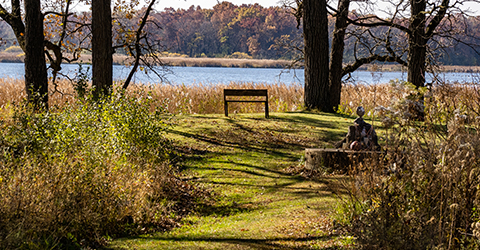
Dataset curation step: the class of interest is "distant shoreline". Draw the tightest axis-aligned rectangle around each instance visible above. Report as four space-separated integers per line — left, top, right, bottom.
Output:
1 52 479 73
0 52 293 69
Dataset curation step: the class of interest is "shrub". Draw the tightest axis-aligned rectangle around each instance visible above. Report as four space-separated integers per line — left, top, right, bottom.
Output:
4 46 23 53
0 91 202 248
158 52 188 58
229 52 253 59
337 82 480 249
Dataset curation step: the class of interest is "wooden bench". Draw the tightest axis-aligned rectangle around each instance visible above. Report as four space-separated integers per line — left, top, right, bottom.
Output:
224 89 269 118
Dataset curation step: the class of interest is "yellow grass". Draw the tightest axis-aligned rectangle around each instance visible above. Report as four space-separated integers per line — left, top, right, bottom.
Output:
0 79 304 114
0 52 292 68
70 55 291 68
158 57 291 68
144 81 303 114
340 83 403 116
0 78 76 109
342 82 480 114
2 77 480 119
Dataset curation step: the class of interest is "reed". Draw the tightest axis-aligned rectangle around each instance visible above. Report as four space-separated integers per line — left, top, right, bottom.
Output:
339 82 406 117
336 82 480 249
2 78 480 118
340 81 480 120
159 57 292 68
0 78 76 109
0 52 24 63
0 53 293 68
143 81 304 114
1 79 305 115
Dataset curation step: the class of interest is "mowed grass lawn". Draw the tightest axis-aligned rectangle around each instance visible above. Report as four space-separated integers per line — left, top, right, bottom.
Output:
109 111 363 249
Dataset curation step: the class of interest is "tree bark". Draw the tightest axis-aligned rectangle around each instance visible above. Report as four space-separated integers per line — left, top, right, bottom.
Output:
329 0 350 110
0 0 26 51
303 0 330 112
24 0 48 109
407 0 427 88
92 0 113 98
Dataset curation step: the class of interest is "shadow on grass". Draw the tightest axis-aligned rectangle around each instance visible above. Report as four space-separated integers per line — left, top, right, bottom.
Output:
271 114 337 129
110 235 340 250
169 129 301 161
195 198 259 217
163 114 350 239
196 179 345 199
244 112 349 145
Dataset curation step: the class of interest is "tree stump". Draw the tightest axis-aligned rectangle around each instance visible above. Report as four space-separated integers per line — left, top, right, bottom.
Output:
305 148 383 172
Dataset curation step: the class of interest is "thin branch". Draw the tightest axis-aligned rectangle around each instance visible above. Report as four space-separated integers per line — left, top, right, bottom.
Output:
123 0 157 89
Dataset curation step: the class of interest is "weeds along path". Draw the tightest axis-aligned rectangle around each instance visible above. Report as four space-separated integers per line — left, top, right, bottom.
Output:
110 112 355 249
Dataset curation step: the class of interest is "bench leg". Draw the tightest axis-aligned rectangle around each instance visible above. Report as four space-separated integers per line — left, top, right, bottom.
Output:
265 101 269 118
224 101 228 117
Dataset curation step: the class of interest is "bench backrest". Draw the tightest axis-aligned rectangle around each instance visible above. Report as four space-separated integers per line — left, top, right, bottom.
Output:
224 89 268 97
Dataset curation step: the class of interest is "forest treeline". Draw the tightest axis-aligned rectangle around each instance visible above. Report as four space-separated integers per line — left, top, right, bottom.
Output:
0 1 479 65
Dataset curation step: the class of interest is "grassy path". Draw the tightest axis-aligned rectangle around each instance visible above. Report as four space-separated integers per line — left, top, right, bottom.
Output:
110 112 356 249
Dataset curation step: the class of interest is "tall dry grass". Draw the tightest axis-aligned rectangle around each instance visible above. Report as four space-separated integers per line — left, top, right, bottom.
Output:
0 77 76 109
336 81 480 249
3 77 480 119
0 77 27 106
159 57 292 68
340 83 401 116
145 81 304 114
0 52 292 68
0 79 304 115
340 81 480 120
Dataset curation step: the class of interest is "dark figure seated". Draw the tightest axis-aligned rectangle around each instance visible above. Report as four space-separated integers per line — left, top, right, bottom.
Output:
335 107 381 151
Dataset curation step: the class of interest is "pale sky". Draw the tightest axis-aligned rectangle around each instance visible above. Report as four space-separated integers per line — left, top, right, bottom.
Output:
155 0 283 10
153 0 479 16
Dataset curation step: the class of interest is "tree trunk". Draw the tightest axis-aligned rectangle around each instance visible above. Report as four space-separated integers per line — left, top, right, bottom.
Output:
303 0 330 112
24 0 48 109
407 0 427 88
92 0 113 98
329 0 350 110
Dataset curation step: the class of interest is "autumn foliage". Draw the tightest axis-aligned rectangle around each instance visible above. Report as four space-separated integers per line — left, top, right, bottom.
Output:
1 2 480 65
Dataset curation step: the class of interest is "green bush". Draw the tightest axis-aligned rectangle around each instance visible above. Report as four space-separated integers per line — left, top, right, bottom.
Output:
0 92 201 249
338 83 480 249
4 46 23 53
229 52 253 59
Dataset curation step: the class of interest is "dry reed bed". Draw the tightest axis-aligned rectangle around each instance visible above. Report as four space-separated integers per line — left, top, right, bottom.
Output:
341 82 480 118
0 52 24 63
1 79 304 115
159 57 291 68
339 83 480 249
354 64 480 73
2 78 480 118
145 82 303 114
0 53 292 68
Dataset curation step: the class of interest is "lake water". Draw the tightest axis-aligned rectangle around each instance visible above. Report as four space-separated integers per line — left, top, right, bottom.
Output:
0 62 478 85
